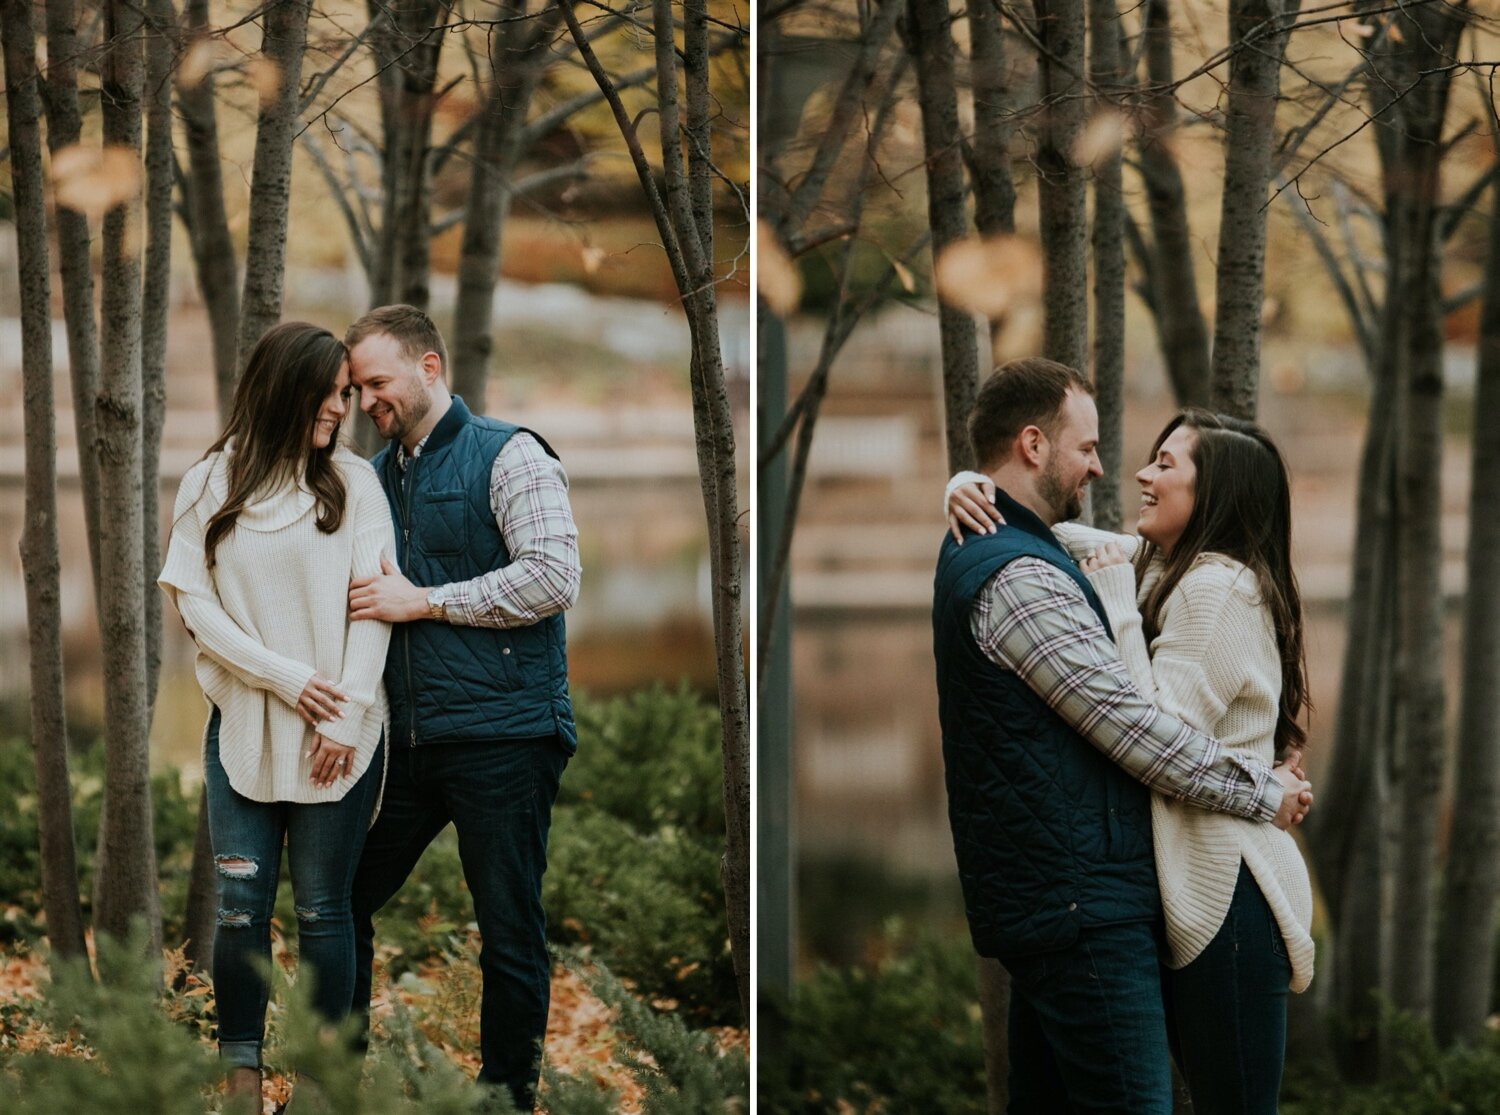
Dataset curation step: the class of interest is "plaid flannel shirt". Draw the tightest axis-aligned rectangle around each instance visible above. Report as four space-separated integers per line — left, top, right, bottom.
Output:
971 556 1281 821
400 431 581 628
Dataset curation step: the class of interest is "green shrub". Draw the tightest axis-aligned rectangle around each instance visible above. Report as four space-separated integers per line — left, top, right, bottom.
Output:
757 926 987 1114
1280 1008 1500 1115
0 731 197 945
564 684 725 836
546 807 734 1020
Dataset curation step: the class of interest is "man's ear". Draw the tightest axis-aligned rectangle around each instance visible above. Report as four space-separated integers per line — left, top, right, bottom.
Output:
1016 424 1047 468
421 351 444 386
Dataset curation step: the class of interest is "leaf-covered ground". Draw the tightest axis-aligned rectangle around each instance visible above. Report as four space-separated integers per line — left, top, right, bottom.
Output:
0 932 747 1113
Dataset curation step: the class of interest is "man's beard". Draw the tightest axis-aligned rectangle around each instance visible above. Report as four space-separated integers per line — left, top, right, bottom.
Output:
384 382 433 443
1038 458 1083 523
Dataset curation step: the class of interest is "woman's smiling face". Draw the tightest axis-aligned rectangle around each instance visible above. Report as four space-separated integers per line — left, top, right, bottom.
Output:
312 360 352 450
1136 425 1198 555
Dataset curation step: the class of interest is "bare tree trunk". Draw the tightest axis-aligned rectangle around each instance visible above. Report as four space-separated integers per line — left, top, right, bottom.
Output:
178 0 241 950
560 0 749 1016
1433 166 1500 1047
1033 0 1088 376
905 0 979 473
966 0 1014 246
1136 0 1210 407
1318 390 1397 1080
179 0 241 417
94 0 162 956
236 0 311 367
1386 5 1463 1020
3 0 89 962
141 0 174 712
450 3 564 406
976 957 1010 1112
40 0 104 597
1208 0 1299 419
367 0 449 311
1088 0 1125 531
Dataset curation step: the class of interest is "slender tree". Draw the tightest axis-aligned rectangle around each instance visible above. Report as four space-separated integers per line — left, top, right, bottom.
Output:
142 0 175 709
1133 0 1210 407
178 0 241 417
1433 165 1500 1045
1209 0 1300 418
559 0 750 1015
93 0 163 955
450 1 565 405
905 0 980 472
1385 2 1466 1021
40 0 105 597
1033 0 1088 376
1087 0 1126 529
2 0 89 962
236 0 313 366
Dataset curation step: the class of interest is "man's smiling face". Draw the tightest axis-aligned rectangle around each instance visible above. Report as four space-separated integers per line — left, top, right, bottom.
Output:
347 331 433 445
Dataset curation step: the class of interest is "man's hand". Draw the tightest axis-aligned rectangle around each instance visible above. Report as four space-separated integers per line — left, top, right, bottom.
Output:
948 478 1005 543
307 733 356 789
1270 756 1314 830
349 555 429 623
297 674 348 726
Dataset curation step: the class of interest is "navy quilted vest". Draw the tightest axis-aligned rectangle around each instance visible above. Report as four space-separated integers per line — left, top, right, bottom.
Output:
373 396 576 751
933 489 1157 958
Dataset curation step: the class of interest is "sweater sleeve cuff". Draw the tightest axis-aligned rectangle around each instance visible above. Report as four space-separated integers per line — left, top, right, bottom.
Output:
943 470 991 514
1087 563 1138 618
268 660 319 710
315 701 371 747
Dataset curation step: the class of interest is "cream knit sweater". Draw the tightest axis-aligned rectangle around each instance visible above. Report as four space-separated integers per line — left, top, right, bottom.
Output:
1054 522 1316 993
159 446 395 804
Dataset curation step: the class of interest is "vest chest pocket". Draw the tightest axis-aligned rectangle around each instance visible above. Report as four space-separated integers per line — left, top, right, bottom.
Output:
416 490 469 557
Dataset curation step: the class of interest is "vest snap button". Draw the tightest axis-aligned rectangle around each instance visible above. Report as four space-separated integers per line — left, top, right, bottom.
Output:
1067 902 1078 912
502 647 512 655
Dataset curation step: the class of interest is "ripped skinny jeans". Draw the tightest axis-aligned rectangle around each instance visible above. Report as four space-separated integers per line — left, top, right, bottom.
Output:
203 707 382 1070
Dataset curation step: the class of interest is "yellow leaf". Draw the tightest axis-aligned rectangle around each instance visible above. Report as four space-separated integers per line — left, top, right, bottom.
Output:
177 39 219 90
247 56 281 108
934 235 1044 320
1072 110 1131 168
50 144 142 218
757 220 802 317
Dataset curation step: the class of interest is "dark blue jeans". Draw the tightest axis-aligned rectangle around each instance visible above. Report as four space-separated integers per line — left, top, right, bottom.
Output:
1002 920 1174 1114
351 737 567 1112
203 708 383 1070
1163 863 1291 1115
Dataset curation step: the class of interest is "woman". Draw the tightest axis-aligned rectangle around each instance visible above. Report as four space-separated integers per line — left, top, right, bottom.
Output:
159 322 395 1108
947 409 1314 1114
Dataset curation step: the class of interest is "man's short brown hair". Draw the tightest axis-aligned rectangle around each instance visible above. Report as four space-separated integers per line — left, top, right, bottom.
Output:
969 357 1094 469
345 304 448 376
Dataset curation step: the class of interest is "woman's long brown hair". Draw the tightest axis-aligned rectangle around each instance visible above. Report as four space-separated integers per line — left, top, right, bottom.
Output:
199 322 349 568
1133 409 1310 754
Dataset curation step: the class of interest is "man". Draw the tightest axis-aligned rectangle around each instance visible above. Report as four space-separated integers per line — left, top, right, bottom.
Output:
342 305 579 1112
932 357 1311 1113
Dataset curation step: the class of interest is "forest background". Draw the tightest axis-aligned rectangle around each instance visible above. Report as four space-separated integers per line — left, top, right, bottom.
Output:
759 0 1500 1111
0 0 751 1110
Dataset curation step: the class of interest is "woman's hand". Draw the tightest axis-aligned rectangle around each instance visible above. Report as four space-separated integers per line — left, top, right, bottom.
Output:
307 733 356 789
1270 763 1314 830
948 479 1005 543
296 674 348 726
1080 541 1130 575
